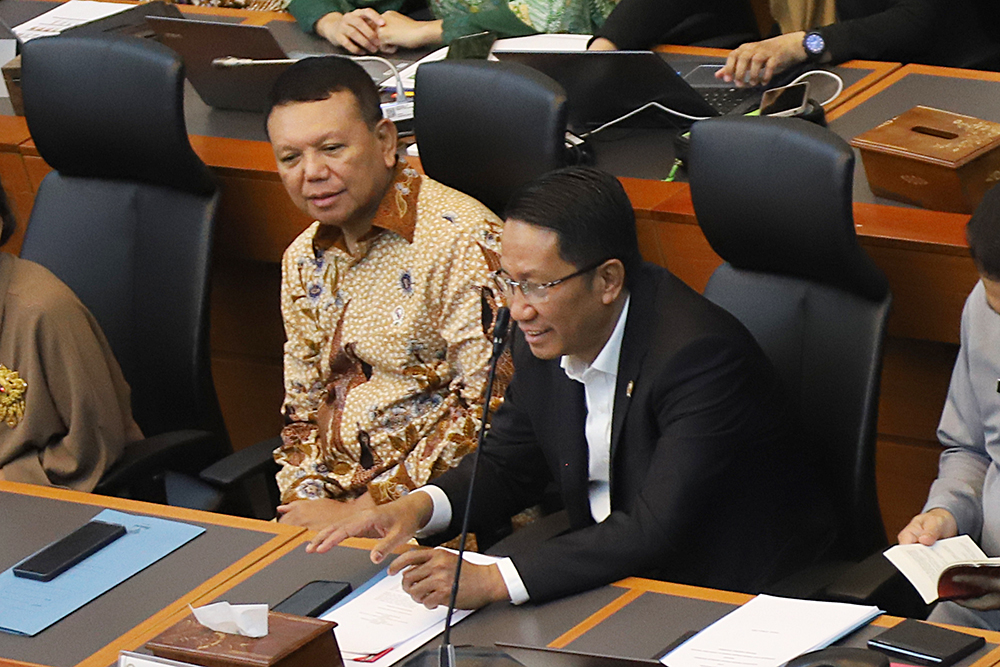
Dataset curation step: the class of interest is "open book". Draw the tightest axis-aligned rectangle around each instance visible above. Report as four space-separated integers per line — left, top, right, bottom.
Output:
883 535 1000 604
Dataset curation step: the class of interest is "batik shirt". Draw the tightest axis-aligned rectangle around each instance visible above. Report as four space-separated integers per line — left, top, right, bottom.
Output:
275 161 504 505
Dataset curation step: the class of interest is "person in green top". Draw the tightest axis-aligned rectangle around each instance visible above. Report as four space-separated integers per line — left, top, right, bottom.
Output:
287 0 616 54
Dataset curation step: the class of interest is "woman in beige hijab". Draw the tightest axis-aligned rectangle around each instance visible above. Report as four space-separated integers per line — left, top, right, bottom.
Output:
718 0 998 88
0 185 141 490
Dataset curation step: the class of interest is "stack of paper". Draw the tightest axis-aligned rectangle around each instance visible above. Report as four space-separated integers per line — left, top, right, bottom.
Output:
321 550 496 667
12 0 132 42
660 595 882 667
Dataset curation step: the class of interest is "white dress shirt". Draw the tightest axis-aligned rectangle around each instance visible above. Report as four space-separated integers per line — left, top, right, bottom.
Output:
415 296 631 604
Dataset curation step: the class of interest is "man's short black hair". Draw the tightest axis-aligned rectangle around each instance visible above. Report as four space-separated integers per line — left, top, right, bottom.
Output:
267 56 383 129
967 184 1000 280
0 182 15 248
503 166 642 284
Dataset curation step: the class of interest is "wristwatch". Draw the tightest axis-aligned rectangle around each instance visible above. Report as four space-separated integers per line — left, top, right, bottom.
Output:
802 30 827 62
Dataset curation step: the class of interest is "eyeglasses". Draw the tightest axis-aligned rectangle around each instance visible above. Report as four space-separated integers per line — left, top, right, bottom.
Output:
491 259 607 305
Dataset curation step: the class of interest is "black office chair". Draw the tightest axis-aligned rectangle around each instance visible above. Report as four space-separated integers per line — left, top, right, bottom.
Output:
19 35 232 510
689 116 923 615
414 59 569 215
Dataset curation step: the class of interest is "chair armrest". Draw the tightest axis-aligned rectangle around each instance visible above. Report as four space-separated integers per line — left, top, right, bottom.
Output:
95 429 217 496
823 550 899 603
200 436 281 488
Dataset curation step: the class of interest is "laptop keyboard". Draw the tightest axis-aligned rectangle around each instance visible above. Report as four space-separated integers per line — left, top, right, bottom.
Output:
699 87 759 115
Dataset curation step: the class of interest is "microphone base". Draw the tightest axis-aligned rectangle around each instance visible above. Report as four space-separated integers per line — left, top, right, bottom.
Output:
401 645 522 667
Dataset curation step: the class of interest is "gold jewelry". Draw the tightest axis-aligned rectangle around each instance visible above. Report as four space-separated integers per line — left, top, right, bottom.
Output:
0 364 27 428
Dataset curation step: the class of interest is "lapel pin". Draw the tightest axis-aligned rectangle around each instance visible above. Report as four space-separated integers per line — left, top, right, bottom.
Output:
626 381 634 398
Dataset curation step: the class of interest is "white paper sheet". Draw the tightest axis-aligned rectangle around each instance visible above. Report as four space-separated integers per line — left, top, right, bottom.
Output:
883 534 1000 603
660 595 882 667
13 0 132 42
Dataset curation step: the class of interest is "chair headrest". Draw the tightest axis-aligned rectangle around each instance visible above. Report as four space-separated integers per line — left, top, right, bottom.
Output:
690 116 887 302
414 60 568 214
22 35 216 196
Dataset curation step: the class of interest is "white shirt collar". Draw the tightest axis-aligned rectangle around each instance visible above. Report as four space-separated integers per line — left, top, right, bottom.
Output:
561 295 631 381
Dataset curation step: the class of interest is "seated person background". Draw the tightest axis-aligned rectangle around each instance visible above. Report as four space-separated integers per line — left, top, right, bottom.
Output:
0 187 142 490
717 0 1000 87
309 166 832 608
266 56 506 530
289 0 616 54
897 184 1000 631
292 0 756 56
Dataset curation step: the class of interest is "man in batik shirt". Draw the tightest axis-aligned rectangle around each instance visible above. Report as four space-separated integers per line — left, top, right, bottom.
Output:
267 56 504 529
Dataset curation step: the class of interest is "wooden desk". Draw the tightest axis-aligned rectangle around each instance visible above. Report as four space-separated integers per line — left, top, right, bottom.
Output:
0 481 302 667
175 534 1000 667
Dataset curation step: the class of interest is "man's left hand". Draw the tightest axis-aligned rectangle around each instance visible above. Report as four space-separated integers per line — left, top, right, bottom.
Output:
388 547 509 609
277 493 376 530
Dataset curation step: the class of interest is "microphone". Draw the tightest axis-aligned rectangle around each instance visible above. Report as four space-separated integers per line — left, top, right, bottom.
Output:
210 54 411 121
408 306 511 667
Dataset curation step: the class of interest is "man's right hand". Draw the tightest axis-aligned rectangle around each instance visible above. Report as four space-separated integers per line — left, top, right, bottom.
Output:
307 490 435 563
315 9 385 54
897 508 958 546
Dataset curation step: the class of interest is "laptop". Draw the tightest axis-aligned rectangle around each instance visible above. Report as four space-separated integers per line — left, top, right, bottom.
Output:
492 50 761 132
148 16 303 112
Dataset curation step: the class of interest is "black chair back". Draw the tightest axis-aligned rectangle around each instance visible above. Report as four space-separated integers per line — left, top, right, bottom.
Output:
414 60 568 215
690 116 891 561
19 36 227 469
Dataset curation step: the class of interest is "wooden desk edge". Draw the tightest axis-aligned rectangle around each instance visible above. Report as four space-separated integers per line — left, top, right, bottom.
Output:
0 482 305 667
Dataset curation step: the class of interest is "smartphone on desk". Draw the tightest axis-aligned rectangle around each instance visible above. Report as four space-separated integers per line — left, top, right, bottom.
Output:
14 520 126 582
759 82 810 117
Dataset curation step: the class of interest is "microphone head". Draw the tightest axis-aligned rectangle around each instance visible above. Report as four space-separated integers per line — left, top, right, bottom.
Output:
492 307 510 345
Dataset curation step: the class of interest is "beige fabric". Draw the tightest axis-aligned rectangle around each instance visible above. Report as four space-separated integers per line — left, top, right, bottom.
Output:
769 0 836 33
0 253 142 491
275 160 506 505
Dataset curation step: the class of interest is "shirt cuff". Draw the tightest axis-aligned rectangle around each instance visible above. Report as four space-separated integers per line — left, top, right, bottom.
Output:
413 486 452 537
495 557 530 605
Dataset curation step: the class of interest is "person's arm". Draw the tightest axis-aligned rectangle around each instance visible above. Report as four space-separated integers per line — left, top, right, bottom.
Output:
718 0 940 86
0 274 139 491
905 292 991 543
287 0 390 53
819 0 939 64
377 12 443 50
274 231 342 504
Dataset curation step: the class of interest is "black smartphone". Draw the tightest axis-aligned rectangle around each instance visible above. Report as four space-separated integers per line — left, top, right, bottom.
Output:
273 580 352 617
868 619 986 666
446 31 497 60
13 520 127 582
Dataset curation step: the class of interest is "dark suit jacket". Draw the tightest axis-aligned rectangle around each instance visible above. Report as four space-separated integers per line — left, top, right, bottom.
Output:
433 263 830 603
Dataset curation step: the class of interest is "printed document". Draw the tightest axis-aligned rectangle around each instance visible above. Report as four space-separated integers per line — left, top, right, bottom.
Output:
321 549 498 667
660 594 882 667
13 0 132 42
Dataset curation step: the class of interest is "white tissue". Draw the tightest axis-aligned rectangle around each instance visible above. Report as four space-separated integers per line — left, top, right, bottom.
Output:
191 602 268 638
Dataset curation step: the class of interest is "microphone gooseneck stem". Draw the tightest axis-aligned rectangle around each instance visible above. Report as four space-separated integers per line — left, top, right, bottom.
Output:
439 306 510 667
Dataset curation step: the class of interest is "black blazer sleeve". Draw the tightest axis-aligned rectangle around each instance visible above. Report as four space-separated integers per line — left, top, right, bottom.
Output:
594 0 757 50
820 0 939 63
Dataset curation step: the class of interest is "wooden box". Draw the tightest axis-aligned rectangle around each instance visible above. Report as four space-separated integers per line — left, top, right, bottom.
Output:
850 106 1000 214
145 612 343 667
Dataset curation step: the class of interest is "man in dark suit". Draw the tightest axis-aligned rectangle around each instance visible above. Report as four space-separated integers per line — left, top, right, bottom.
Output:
309 166 828 608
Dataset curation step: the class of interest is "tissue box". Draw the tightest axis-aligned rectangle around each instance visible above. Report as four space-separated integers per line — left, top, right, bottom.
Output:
146 612 343 667
850 106 1000 213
